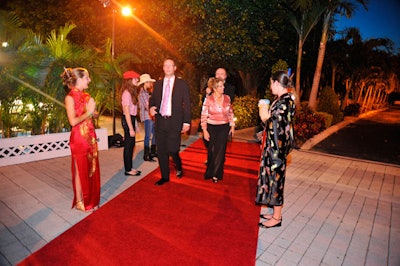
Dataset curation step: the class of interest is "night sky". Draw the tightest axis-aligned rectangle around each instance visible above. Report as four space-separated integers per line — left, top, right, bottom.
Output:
334 0 400 52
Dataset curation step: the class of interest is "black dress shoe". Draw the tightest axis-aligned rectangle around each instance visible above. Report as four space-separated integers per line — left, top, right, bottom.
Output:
176 170 183 178
155 179 169 186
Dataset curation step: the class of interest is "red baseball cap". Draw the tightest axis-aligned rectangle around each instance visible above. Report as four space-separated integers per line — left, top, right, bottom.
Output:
123 71 140 79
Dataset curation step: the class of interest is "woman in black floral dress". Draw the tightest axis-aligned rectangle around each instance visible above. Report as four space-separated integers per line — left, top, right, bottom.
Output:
256 70 296 228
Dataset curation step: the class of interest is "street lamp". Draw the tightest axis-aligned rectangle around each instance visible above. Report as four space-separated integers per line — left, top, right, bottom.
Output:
98 0 132 137
121 7 132 16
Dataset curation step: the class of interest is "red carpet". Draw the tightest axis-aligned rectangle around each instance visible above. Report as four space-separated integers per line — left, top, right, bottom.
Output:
19 139 261 266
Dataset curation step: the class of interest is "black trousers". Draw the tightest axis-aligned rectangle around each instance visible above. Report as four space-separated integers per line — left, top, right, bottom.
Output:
155 117 182 181
204 123 230 180
122 115 136 172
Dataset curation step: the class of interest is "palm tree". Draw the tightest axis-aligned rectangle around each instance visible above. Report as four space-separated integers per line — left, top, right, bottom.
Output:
92 37 138 132
330 27 362 110
20 23 85 134
286 0 325 102
308 0 367 111
326 24 397 113
0 11 34 137
3 21 107 135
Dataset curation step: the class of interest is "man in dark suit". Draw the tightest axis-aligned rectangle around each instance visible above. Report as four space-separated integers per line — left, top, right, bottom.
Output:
215 68 235 103
149 59 191 186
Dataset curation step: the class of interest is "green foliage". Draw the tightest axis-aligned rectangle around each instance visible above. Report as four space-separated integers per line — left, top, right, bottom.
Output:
0 101 19 138
181 63 201 120
343 103 361 116
6 0 292 76
188 1 283 72
315 111 333 128
232 96 259 130
317 86 343 124
259 59 289 100
193 93 203 120
0 16 134 137
271 59 289 74
7 0 110 47
294 104 325 145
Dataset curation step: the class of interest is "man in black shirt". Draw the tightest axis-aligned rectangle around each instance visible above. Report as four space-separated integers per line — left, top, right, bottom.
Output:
215 68 235 103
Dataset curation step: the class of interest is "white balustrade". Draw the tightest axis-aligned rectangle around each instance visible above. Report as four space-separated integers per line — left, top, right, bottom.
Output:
0 128 108 167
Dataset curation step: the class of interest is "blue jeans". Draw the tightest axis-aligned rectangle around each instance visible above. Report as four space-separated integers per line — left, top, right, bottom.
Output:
143 119 156 147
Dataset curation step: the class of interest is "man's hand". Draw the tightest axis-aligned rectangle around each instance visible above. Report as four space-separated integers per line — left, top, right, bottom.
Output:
150 106 158 117
181 124 190 133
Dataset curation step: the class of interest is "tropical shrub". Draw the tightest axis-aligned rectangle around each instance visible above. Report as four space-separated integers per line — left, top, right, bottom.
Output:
294 105 325 145
315 111 333 128
343 103 361 116
317 86 343 124
232 96 259 130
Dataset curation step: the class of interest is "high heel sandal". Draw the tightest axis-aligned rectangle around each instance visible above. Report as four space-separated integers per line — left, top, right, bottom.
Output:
260 214 283 222
125 170 141 176
212 177 218 183
75 200 86 212
258 216 282 228
260 213 273 220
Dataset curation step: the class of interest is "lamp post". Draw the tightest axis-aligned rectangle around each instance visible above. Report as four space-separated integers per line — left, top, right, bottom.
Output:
98 0 132 137
111 7 116 136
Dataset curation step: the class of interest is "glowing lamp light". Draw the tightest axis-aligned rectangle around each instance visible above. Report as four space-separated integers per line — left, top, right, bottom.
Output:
121 7 132 16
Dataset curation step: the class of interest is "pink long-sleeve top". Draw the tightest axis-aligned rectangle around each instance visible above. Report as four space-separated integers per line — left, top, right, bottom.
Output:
201 94 234 130
121 89 138 116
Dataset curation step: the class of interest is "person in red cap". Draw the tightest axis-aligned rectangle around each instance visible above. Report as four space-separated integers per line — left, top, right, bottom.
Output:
121 70 142 176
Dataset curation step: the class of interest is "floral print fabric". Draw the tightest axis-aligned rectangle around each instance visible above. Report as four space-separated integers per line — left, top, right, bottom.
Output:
255 93 295 206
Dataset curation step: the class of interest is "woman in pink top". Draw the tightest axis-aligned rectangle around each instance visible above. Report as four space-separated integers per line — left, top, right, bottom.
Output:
121 71 142 176
201 78 235 183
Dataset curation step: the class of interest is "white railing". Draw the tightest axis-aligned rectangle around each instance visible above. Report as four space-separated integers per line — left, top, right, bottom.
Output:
0 128 108 167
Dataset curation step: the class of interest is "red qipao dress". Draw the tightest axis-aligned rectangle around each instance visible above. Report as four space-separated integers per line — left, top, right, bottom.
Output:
68 88 100 211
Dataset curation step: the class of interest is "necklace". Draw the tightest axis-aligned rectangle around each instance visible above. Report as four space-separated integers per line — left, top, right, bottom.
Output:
214 94 223 111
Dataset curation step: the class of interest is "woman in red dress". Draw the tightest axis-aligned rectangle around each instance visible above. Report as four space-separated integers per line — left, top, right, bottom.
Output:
61 67 100 212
